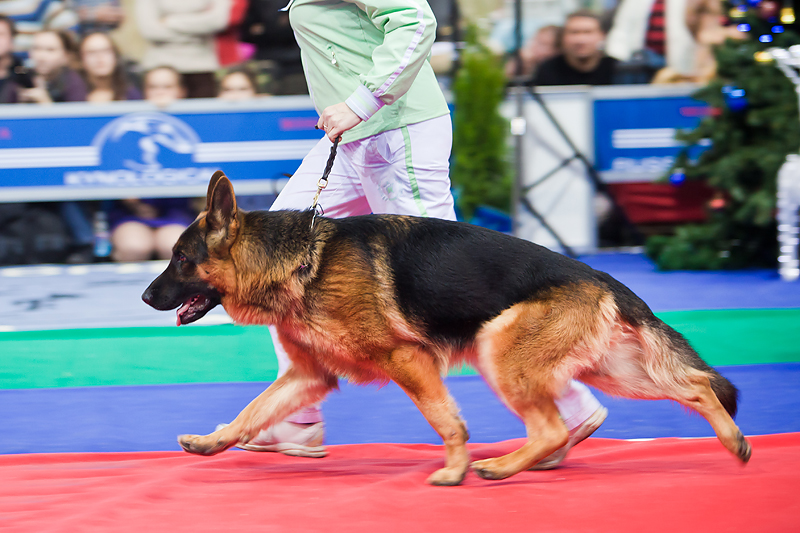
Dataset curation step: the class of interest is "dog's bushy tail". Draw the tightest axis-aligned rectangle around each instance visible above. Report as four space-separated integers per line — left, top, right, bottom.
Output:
712 371 739 419
698 359 739 418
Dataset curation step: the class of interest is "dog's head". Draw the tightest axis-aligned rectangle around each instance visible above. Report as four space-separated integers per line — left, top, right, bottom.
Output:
142 171 239 325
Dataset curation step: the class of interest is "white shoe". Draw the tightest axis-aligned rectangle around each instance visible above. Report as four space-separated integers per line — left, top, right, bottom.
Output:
215 420 328 458
530 406 608 470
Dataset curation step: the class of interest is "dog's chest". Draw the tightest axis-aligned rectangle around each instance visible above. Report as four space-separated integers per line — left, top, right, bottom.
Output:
279 321 388 383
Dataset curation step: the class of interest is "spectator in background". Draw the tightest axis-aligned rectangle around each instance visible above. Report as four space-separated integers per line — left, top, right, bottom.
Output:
533 10 618 86
79 31 141 264
107 65 195 262
505 24 561 80
108 196 194 261
488 0 578 56
0 15 28 104
80 32 141 102
136 0 230 99
217 66 259 101
19 29 86 103
68 0 124 36
142 65 184 108
606 0 699 82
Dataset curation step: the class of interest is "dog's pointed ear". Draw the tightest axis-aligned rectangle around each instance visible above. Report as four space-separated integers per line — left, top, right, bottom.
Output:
206 175 238 250
206 171 227 212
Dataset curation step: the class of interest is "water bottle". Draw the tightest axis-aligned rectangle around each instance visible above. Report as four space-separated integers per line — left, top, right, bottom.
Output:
93 210 112 260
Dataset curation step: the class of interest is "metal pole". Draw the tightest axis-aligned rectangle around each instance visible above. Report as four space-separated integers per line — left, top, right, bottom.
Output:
511 0 523 234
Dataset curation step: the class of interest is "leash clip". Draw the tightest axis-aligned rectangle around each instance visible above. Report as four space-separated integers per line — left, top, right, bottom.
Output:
310 136 339 230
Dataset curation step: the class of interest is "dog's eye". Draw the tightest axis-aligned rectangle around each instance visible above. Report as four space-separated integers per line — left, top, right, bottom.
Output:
176 253 187 264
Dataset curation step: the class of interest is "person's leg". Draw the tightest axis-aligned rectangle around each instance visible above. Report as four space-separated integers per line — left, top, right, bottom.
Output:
153 224 186 260
554 380 603 431
528 379 607 470
111 221 155 262
229 137 371 455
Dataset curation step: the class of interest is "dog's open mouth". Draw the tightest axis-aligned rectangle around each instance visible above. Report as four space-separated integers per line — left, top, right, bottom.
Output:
176 294 213 326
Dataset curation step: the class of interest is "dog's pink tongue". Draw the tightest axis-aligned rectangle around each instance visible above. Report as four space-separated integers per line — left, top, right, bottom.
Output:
176 301 191 326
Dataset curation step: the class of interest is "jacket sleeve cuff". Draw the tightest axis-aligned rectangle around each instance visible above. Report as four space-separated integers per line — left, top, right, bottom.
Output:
345 84 385 122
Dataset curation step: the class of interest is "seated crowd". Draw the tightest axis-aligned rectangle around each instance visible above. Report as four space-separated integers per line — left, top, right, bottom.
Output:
0 5 267 265
0 0 758 264
502 0 744 86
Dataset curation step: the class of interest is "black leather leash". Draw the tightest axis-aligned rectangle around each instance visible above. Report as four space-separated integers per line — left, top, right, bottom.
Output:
310 129 339 230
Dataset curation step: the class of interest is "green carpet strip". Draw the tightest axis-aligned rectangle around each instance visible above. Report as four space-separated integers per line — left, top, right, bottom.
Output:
0 326 277 390
1 309 798 390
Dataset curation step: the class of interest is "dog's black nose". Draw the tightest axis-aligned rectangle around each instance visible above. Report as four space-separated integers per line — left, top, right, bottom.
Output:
142 289 153 306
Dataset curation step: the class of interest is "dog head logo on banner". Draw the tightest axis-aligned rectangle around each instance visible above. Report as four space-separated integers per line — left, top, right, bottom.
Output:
97 113 197 172
64 112 217 187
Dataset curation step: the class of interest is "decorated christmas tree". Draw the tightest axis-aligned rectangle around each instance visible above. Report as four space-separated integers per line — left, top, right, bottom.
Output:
646 0 800 269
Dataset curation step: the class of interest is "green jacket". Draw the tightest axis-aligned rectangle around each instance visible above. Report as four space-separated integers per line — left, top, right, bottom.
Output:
288 0 450 143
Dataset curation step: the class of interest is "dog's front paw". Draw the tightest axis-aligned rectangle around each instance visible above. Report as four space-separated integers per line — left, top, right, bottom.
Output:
178 433 234 456
426 466 467 486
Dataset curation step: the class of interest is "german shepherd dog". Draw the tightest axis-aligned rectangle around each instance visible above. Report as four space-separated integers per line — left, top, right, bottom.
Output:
143 172 751 486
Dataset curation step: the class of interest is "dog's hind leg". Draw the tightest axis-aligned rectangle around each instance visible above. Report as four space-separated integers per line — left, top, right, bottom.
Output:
674 372 751 463
468 295 605 480
471 395 568 480
178 366 337 456
380 345 470 486
469 335 569 479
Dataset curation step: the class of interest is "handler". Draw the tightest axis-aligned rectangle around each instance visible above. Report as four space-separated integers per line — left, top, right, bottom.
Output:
230 0 607 469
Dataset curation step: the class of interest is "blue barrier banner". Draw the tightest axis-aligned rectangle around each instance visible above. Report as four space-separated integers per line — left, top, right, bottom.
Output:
593 90 713 183
0 97 325 202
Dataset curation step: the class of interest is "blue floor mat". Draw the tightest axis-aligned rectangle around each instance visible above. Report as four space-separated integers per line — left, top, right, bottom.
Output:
579 254 800 311
2 363 798 455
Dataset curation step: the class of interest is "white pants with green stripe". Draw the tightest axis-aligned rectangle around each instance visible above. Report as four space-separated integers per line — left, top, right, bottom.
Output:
268 114 601 430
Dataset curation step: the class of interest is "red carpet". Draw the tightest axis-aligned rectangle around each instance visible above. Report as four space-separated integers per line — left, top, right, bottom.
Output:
2 434 798 533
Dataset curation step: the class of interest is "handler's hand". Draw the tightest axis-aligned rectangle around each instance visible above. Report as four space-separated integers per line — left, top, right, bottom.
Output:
317 102 362 142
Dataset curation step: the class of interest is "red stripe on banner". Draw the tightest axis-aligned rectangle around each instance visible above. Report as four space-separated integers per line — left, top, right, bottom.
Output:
1 434 798 532
608 182 715 224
